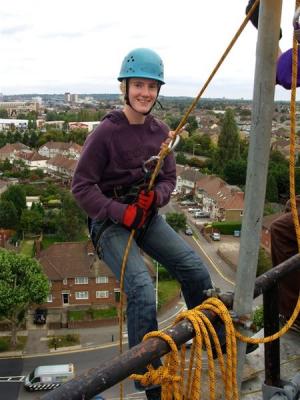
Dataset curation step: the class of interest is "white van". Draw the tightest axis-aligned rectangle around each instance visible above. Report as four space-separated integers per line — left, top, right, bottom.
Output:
24 363 75 391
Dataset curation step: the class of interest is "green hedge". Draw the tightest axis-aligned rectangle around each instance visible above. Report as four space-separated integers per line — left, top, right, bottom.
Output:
211 221 242 235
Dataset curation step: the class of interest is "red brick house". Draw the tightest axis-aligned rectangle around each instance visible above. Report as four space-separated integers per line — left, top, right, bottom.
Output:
38 241 120 309
37 241 155 310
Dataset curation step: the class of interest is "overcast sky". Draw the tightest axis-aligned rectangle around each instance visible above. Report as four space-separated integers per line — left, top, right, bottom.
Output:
0 1 296 100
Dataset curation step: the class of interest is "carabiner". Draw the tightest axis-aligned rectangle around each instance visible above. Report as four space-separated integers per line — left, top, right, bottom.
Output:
168 134 180 151
143 155 160 174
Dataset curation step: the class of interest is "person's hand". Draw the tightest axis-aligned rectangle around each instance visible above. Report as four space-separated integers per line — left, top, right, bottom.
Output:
122 204 147 229
293 7 300 42
160 131 175 150
137 189 156 211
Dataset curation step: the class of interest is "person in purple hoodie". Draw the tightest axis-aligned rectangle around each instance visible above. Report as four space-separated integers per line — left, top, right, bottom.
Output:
246 0 300 89
71 48 214 400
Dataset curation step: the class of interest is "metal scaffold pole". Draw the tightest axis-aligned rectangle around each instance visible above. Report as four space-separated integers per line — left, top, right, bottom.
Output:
233 0 282 389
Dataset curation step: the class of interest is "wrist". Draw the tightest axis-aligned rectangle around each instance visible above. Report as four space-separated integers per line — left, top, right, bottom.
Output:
107 200 127 223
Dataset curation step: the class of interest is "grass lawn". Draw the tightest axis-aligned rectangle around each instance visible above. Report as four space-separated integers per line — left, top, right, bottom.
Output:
0 336 27 352
68 307 117 321
19 240 34 257
158 280 180 310
68 310 86 321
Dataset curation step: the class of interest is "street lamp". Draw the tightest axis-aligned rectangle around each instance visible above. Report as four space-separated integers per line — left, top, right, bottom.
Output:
192 143 201 157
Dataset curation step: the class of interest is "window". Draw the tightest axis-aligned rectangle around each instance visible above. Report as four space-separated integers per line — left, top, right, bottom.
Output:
96 291 109 299
47 294 53 303
75 291 89 300
96 276 108 284
63 278 68 285
75 277 88 284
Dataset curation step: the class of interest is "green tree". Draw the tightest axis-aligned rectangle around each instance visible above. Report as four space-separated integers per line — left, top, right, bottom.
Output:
0 249 49 348
0 108 8 118
266 172 279 202
214 108 240 173
176 152 188 165
20 209 43 235
0 159 12 173
0 200 18 229
186 116 198 135
1 185 26 218
56 191 86 240
28 131 39 148
166 212 187 232
223 159 247 186
68 128 88 145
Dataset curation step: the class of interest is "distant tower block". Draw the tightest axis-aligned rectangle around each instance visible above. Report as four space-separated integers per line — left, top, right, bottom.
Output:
64 92 71 103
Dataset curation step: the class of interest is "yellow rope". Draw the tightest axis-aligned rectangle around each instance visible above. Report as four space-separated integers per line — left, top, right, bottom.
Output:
148 0 260 191
131 298 239 400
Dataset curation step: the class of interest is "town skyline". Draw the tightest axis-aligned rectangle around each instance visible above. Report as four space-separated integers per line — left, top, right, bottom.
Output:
1 1 296 101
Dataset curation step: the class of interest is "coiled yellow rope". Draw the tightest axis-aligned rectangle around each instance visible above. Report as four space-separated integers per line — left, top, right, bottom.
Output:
131 298 239 400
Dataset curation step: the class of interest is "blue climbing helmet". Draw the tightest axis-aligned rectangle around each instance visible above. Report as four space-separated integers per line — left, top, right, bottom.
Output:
118 48 165 84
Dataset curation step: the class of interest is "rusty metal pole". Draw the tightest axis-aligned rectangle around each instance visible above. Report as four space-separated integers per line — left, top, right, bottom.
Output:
232 0 282 389
40 253 300 400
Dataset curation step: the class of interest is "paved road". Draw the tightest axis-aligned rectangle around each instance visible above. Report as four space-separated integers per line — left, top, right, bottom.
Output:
2 199 242 400
0 358 23 400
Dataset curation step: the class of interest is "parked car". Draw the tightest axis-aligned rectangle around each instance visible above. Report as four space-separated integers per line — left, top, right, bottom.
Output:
34 308 48 325
194 211 210 218
211 232 221 241
185 227 193 236
189 208 202 214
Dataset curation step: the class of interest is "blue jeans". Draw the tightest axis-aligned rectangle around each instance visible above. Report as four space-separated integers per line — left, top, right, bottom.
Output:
90 214 212 386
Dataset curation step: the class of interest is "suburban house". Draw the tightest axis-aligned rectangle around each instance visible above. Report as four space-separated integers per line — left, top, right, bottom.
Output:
37 241 156 310
13 150 49 171
0 142 30 161
38 141 82 160
46 155 77 178
26 196 41 208
0 118 28 131
38 241 121 309
176 166 202 196
196 175 244 221
68 121 99 132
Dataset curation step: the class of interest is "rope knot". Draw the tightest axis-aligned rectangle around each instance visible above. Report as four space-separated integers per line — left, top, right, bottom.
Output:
131 365 181 387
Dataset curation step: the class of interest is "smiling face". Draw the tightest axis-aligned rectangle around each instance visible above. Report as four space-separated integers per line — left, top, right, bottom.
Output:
127 78 159 114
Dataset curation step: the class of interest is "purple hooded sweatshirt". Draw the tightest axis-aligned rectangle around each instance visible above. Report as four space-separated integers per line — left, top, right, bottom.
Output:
276 48 300 89
71 110 176 222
